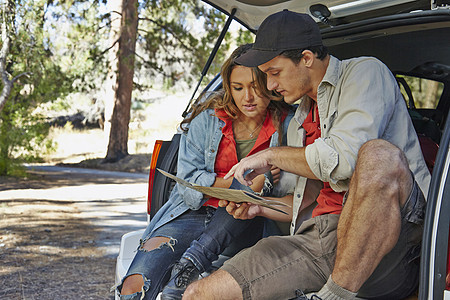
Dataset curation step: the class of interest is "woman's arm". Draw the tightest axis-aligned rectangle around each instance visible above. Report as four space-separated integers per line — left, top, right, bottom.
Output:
208 173 266 197
176 111 218 209
218 194 293 222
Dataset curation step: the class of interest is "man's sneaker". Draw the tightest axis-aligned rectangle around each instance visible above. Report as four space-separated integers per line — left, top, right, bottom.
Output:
161 258 201 300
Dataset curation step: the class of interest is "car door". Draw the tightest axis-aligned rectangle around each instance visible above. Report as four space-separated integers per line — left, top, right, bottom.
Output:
419 105 450 299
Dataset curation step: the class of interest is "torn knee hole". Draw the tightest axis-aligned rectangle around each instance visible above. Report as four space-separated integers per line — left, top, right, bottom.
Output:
140 236 177 252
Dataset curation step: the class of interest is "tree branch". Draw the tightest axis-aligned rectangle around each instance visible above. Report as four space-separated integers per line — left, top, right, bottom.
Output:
138 17 195 52
133 51 167 77
110 10 122 17
100 37 120 56
12 72 32 83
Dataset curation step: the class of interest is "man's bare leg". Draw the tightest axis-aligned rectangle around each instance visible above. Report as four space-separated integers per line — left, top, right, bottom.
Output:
183 269 243 300
331 139 413 292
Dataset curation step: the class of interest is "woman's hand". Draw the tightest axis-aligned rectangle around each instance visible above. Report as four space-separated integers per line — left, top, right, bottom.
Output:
271 166 281 185
218 200 262 220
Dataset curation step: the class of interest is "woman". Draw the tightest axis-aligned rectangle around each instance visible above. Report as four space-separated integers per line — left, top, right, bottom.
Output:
116 44 292 300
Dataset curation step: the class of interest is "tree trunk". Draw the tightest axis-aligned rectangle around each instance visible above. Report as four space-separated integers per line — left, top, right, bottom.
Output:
104 0 138 162
0 1 13 114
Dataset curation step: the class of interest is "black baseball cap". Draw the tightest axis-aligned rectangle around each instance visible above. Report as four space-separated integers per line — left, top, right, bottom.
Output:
236 10 323 67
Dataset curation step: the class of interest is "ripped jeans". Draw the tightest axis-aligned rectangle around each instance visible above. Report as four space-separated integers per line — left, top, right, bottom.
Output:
116 206 264 300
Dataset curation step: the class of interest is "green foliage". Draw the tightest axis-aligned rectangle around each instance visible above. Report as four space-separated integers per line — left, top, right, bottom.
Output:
45 0 110 93
0 100 54 176
397 75 444 109
137 0 231 88
236 28 254 46
44 0 233 91
0 0 72 175
0 0 253 175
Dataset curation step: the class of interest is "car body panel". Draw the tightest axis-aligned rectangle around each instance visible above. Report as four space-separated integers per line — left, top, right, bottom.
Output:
420 115 450 299
114 229 145 291
204 0 430 30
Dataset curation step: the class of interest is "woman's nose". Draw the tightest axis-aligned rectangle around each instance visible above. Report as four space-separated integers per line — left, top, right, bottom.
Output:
245 88 255 101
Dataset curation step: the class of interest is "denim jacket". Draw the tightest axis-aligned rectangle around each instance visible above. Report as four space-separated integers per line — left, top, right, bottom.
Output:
288 56 431 234
146 108 293 236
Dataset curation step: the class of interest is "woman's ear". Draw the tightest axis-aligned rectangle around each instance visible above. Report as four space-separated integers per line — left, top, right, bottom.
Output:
301 50 315 68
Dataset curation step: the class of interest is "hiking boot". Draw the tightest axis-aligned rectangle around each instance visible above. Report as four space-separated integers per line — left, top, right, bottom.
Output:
161 258 201 300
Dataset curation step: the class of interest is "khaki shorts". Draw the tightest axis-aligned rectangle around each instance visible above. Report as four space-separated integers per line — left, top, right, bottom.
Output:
221 179 425 300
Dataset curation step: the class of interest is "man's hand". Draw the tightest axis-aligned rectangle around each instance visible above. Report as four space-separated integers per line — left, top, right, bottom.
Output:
224 149 273 186
218 200 262 220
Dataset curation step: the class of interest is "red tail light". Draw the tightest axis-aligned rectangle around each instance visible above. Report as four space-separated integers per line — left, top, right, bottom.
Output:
147 140 163 215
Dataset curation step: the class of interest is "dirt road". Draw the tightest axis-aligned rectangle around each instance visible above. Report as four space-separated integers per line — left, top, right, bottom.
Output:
0 166 149 299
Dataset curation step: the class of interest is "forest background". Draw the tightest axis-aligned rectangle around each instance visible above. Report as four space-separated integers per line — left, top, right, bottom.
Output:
0 0 252 176
0 1 443 299
0 0 441 177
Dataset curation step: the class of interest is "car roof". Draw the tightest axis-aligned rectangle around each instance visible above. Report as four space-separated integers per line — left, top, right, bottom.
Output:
203 0 431 31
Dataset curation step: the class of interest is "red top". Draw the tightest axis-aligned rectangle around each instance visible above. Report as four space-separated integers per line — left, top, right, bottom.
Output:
203 109 277 207
302 105 345 217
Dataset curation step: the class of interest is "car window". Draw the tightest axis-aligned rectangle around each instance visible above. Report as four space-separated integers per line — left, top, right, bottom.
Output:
397 75 444 109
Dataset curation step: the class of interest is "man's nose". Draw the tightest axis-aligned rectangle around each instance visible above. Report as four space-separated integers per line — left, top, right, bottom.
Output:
267 77 278 91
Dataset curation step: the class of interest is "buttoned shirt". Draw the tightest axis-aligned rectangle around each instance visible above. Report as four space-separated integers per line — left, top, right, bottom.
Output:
287 56 431 235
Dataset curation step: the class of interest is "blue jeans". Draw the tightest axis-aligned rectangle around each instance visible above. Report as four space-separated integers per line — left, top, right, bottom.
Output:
117 206 264 300
183 206 259 273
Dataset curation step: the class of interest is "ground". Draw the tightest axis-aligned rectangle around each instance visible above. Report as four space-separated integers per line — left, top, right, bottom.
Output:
1 155 426 299
57 153 152 174
0 154 150 300
0 88 183 299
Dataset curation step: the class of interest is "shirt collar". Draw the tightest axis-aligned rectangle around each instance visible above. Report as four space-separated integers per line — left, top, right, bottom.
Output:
320 55 341 88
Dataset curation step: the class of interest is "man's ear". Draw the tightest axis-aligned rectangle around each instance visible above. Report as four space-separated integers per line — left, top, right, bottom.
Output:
301 50 315 68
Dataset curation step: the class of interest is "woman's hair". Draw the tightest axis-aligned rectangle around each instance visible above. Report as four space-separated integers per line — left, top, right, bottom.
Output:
180 43 292 143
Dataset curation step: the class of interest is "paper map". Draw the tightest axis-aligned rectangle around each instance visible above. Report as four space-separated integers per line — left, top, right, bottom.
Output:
157 168 290 214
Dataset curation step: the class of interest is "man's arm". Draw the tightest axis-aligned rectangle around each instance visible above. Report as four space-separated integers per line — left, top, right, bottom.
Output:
225 146 318 186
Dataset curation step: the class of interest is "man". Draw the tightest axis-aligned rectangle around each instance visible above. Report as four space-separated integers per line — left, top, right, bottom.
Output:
183 10 430 300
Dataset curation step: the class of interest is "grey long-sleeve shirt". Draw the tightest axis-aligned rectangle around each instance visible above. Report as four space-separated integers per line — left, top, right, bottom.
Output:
288 56 431 234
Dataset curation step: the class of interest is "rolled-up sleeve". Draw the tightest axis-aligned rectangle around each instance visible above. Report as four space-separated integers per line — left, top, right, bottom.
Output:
305 58 396 192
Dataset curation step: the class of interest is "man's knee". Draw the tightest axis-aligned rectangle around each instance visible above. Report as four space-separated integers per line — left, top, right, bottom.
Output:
359 139 407 166
354 139 413 204
183 280 201 299
358 139 409 179
183 269 243 300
